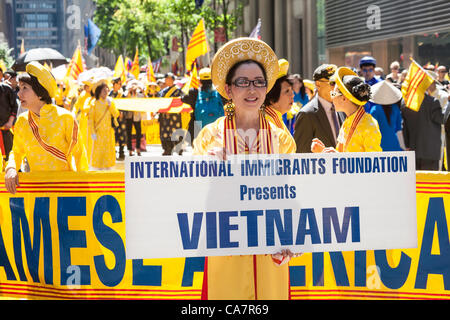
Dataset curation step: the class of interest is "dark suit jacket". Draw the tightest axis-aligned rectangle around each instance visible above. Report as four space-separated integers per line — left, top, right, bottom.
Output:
445 101 450 170
293 95 345 153
401 94 444 161
0 83 18 126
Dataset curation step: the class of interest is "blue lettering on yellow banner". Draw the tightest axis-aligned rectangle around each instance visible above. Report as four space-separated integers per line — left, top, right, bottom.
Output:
415 197 450 290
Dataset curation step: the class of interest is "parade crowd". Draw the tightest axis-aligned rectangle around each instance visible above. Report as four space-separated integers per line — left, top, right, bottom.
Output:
0 36 449 300
1 48 449 177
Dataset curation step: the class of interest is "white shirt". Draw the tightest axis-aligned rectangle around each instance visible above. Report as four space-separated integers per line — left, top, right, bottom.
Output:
318 95 339 143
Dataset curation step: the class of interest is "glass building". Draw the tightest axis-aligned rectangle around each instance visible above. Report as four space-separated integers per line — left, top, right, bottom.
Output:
13 0 64 54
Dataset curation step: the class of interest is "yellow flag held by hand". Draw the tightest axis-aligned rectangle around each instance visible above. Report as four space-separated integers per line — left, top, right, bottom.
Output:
147 58 156 83
401 59 434 112
130 48 140 80
185 19 209 72
0 60 7 73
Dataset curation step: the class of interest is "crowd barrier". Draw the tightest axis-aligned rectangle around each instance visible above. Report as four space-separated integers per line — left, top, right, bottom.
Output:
0 171 448 300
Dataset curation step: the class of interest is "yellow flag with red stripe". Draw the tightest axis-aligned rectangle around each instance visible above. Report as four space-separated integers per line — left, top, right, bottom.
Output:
186 19 209 72
182 63 200 95
401 59 434 112
65 46 84 81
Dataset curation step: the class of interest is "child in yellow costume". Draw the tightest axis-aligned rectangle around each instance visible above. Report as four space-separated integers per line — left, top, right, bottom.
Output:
193 38 300 300
4 61 88 194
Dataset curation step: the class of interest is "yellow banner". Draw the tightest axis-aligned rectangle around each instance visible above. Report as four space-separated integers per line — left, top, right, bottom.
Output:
0 171 449 300
0 172 202 300
114 98 192 114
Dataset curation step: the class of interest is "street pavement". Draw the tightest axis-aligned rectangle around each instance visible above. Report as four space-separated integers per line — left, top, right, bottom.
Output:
113 144 193 170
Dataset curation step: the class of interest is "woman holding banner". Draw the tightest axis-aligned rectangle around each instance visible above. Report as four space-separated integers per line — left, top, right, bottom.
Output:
4 61 88 194
311 67 382 153
193 37 298 300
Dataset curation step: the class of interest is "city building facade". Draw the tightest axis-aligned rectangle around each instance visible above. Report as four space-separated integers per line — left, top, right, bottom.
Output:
12 0 64 54
238 0 450 78
325 0 450 72
1 0 114 68
236 0 321 78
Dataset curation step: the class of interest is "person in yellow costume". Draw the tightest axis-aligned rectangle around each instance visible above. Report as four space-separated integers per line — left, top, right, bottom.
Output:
4 61 88 194
88 79 120 170
310 68 386 296
193 38 299 300
264 59 295 136
73 78 95 162
311 67 382 153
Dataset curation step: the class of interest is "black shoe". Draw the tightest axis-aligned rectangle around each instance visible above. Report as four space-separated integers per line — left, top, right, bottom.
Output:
117 154 125 161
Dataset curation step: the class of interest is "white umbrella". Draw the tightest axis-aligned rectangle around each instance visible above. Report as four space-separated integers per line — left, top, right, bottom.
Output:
51 65 68 82
78 67 113 85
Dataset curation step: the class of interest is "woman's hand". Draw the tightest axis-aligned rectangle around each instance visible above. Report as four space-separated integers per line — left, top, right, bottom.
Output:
207 147 228 161
271 249 302 266
5 168 19 195
322 147 338 153
311 138 325 153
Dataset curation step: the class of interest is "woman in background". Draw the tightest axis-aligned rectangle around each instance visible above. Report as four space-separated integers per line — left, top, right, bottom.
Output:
264 59 295 136
88 80 120 170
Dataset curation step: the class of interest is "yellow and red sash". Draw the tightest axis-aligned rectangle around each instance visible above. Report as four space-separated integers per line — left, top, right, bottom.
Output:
28 111 78 165
264 106 284 129
223 111 274 155
337 106 365 152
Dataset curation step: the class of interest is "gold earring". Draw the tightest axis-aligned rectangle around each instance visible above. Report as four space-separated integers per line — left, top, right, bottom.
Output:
259 103 266 115
225 101 235 120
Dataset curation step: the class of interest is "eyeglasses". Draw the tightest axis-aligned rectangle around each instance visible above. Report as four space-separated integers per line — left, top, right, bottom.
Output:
361 68 374 73
330 88 343 98
232 78 267 88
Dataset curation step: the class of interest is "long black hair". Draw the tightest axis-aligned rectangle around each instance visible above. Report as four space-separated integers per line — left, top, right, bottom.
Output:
292 74 306 99
342 75 372 103
94 83 108 100
201 79 212 92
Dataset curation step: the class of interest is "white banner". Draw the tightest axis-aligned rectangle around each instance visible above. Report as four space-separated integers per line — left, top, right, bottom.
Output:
125 152 417 259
